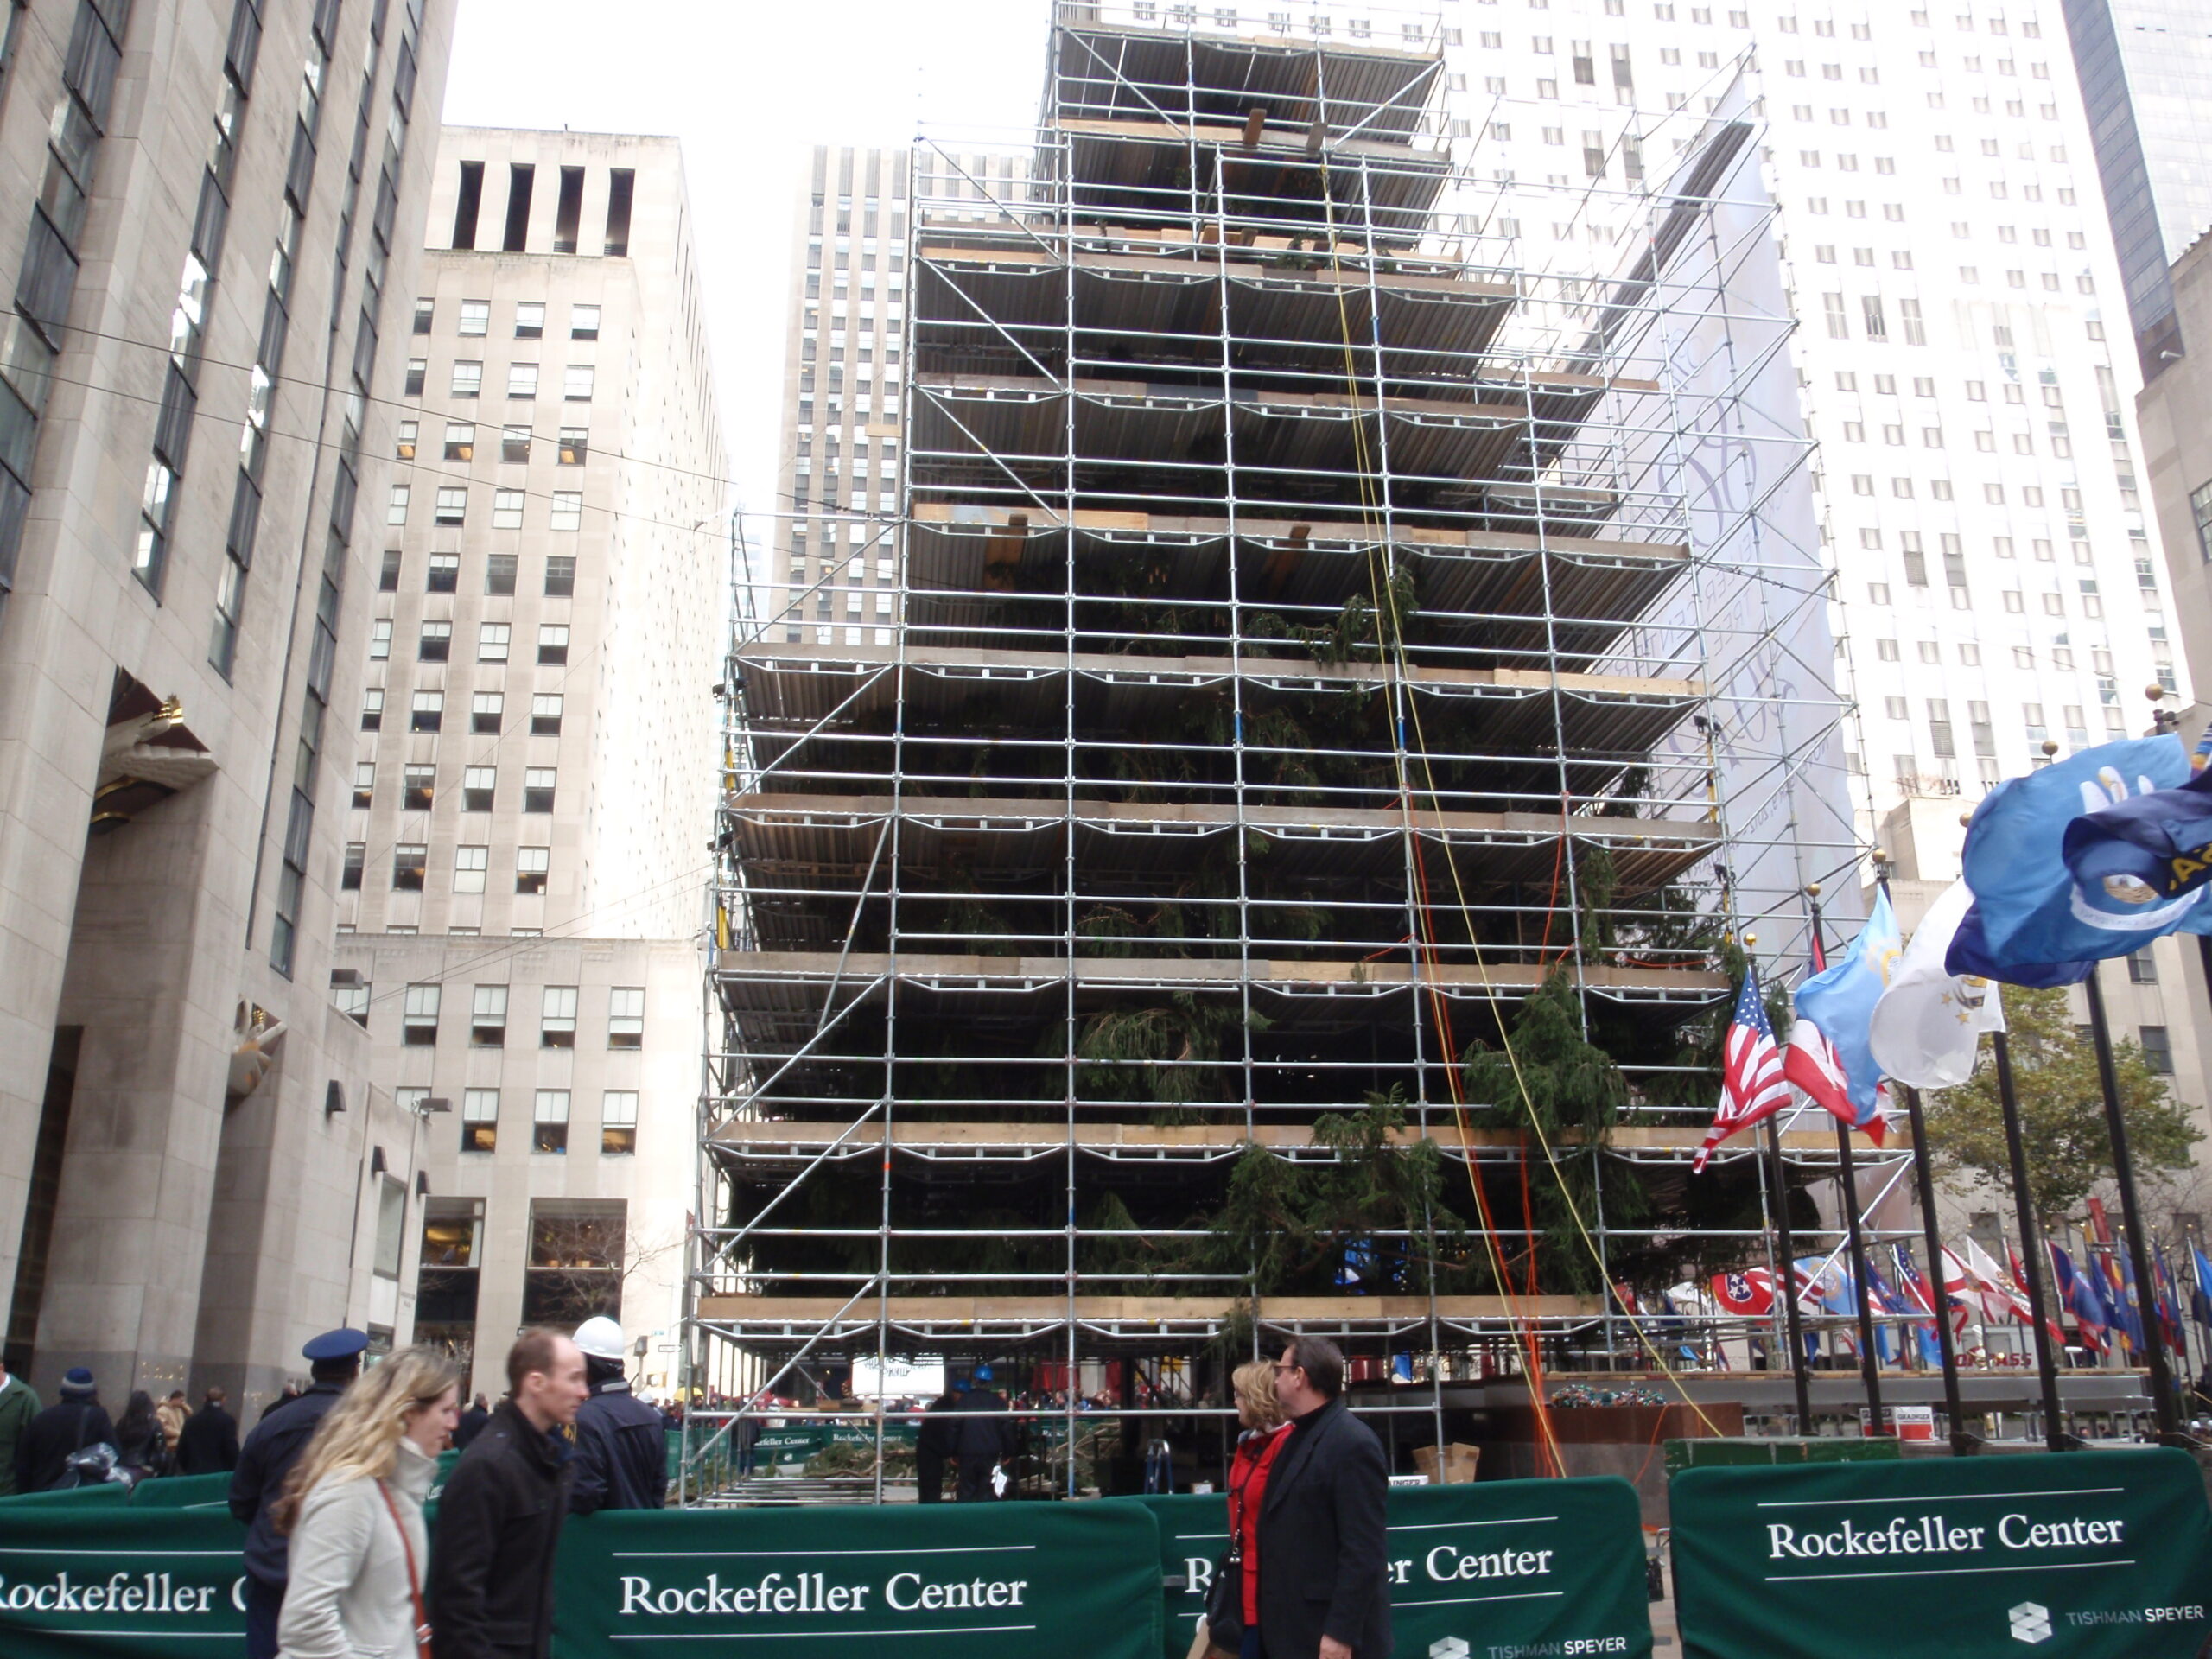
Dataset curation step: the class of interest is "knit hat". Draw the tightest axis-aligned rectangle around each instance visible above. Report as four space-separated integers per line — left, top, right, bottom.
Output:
59 1368 94 1399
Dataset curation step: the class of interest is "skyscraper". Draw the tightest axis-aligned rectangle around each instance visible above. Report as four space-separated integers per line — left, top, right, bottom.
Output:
334 129 726 1395
0 0 453 1402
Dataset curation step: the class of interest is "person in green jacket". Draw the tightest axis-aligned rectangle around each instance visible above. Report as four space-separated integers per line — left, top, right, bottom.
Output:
0 1357 41 1497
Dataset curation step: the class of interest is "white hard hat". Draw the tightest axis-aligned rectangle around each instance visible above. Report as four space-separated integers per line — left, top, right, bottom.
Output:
574 1316 626 1360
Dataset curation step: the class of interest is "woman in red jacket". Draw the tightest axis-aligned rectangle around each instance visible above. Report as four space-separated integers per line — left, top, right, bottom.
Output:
1210 1359 1291 1659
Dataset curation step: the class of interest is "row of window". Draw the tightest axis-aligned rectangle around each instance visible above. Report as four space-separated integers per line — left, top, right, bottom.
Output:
353 761 560 814
371 618 575 663
347 842 554 893
398 421 587 465
361 688 561 738
363 671 569 732
403 359 594 400
381 550 577 595
368 982 644 1047
387 485 585 529
446 1089 638 1156
414 297 599 340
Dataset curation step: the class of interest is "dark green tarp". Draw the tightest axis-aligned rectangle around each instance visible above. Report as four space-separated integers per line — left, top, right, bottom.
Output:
1125 1475 1654 1659
1671 1446 2212 1658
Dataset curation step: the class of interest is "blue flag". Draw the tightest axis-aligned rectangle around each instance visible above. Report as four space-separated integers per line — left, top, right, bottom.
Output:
2063 761 2212 933
2192 1246 2212 1332
1944 901 2091 988
2050 1243 2112 1353
1951 736 2203 980
1793 889 1899 1127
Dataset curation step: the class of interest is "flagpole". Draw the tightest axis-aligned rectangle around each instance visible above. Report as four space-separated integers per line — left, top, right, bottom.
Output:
1990 1029 2070 1450
1805 887 1886 1433
1763 1114 1815 1430
2082 968 2185 1441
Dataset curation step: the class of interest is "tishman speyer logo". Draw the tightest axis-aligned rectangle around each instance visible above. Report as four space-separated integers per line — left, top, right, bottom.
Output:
2009 1602 2051 1645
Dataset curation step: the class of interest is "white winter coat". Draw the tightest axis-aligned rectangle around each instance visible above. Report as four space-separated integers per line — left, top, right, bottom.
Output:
276 1437 435 1659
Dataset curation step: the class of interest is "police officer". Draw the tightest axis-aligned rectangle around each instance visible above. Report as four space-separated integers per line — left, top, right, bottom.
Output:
569 1316 667 1514
228 1326 368 1659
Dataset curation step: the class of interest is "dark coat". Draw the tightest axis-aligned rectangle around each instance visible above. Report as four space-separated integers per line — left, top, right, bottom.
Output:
950 1390 1017 1462
1254 1396 1392 1659
427 1400 575 1659
454 1403 493 1449
174 1403 239 1474
569 1377 665 1514
229 1381 346 1586
16 1396 114 1493
0 1376 41 1496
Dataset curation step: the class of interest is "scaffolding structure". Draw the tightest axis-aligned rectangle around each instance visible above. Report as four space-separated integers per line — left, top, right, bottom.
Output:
687 0 1866 1500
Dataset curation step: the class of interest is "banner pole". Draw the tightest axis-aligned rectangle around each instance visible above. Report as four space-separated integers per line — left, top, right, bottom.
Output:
1804 886 1885 1432
1990 1029 2070 1451
1764 1112 1814 1431
1897 1080 1972 1452
2082 969 2184 1441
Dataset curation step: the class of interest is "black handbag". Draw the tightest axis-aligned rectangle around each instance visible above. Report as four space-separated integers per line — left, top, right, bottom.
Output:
1206 1447 1257 1648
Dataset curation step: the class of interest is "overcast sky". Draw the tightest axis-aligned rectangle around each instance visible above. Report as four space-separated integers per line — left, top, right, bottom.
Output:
439 0 1052 534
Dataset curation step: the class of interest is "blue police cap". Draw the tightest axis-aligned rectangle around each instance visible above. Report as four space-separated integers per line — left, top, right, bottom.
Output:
302 1327 371 1363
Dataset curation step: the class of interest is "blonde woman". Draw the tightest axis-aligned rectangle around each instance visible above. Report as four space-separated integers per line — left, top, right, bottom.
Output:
1193 1361 1291 1659
272 1348 460 1659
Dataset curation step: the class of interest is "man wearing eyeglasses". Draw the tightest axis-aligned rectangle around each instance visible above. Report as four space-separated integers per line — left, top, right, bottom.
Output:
1251 1334 1391 1659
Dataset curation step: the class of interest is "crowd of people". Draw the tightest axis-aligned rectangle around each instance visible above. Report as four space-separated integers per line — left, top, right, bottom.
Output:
0 1351 244 1494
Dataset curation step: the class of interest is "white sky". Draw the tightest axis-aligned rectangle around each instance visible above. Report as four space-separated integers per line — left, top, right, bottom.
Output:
439 0 1052 528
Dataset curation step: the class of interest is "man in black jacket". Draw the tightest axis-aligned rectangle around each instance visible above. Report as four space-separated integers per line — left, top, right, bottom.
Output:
951 1365 1019 1502
230 1327 367 1659
1255 1335 1391 1659
429 1328 588 1659
15 1368 114 1492
454 1392 493 1448
914 1386 961 1502
174 1387 239 1474
569 1316 666 1513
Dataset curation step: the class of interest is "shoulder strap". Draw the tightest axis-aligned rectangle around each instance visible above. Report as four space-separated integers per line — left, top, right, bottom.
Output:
375 1478 432 1659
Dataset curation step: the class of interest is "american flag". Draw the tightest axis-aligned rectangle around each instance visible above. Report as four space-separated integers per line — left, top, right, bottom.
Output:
1693 965 1792 1173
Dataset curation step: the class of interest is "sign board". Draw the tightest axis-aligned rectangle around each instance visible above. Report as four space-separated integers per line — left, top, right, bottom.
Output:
554 1498 1162 1659
0 1499 250 1655
1127 1475 1654 1659
854 1356 947 1398
1671 1447 2212 1658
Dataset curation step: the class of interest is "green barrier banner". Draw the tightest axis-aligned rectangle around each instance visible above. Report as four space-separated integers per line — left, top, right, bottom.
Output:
552 1499 1163 1659
0 1499 248 1654
126 1475 231 1509
1128 1476 1654 1659
1671 1446 2212 1658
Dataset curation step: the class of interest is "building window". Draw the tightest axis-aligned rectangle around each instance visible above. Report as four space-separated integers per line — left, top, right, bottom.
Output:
341 842 365 891
395 422 417 461
486 552 518 595
601 1091 638 1155
454 844 488 893
461 1090 499 1153
471 691 503 734
524 1200 625 1325
450 359 481 397
563 364 594 400
443 421 474 461
524 767 556 812
493 489 524 530
362 688 385 731
380 550 403 591
387 485 410 524
434 487 467 525
544 557 576 597
370 619 392 660
499 425 530 465
353 763 376 808
463 766 496 811
410 690 443 733
507 361 538 399
393 844 429 892
2192 480 2212 563
405 359 425 396
532 1090 570 1154
458 299 489 336
571 303 600 340
557 427 588 465
402 982 441 1043
517 847 550 894
413 297 434 334
537 624 569 664
515 302 544 339
607 987 645 1049
403 763 435 809
2127 949 2158 984
478 621 511 662
416 1198 484 1376
2141 1026 2173 1074
472 984 507 1045
531 694 563 734
428 552 459 593
541 985 578 1046
550 492 582 531
335 981 370 1026
418 620 451 663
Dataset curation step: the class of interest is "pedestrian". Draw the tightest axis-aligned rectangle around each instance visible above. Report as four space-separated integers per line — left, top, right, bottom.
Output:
914 1385 960 1503
0 1354 40 1497
114 1389 163 1478
1202 1360 1294 1659
453 1392 492 1450
952 1364 1018 1502
1253 1336 1390 1659
270 1347 457 1659
427 1328 588 1659
176 1387 240 1474
156 1389 191 1463
568 1317 666 1514
231 1327 371 1659
732 1398 762 1481
16 1367 113 1492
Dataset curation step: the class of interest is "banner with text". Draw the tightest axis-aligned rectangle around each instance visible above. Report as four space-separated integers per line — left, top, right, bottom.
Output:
0 1500 249 1655
1671 1447 2212 1658
1128 1475 1653 1659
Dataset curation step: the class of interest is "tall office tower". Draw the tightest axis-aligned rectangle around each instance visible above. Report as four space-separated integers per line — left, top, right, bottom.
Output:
334 130 725 1395
0 0 453 1402
698 6 1840 1474
2059 1 2212 373
1433 1 2206 1110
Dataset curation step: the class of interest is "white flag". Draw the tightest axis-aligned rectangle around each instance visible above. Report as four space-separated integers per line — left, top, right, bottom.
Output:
1868 879 2005 1089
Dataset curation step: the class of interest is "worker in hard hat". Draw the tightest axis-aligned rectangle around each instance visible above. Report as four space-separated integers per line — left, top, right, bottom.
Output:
568 1317 667 1514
